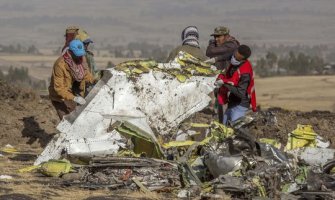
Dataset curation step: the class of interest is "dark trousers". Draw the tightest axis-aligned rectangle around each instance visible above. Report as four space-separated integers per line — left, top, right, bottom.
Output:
51 100 76 120
218 104 224 123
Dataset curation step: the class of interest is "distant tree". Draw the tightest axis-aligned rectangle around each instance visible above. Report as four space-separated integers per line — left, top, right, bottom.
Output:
114 48 123 57
310 55 325 74
295 53 310 75
326 51 335 62
106 61 115 68
278 57 289 73
266 52 278 68
0 69 4 80
7 45 16 53
16 44 22 53
6 66 30 82
27 45 39 54
255 57 268 77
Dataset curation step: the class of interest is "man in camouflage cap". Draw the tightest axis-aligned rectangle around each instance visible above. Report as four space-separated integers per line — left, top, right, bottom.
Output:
205 26 239 70
205 26 240 123
211 26 230 37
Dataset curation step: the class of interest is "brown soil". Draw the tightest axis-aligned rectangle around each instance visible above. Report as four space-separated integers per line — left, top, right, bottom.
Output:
0 80 59 149
248 107 335 148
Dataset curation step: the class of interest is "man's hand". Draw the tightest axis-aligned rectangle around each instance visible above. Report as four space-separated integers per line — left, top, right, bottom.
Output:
73 96 86 105
204 57 216 64
214 79 224 88
209 38 216 45
210 65 217 71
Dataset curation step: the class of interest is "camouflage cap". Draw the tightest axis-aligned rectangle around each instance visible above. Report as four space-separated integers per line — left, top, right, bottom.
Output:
210 26 230 36
75 29 93 43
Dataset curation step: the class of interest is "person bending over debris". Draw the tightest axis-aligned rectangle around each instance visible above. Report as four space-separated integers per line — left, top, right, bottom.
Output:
214 45 257 125
166 26 207 62
49 39 94 120
62 26 99 82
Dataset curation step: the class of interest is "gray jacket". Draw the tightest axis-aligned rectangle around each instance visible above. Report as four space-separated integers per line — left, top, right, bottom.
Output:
206 36 240 70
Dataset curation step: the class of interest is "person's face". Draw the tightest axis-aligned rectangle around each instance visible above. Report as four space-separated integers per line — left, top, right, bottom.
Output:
215 35 226 45
83 42 89 51
69 50 82 63
234 51 245 61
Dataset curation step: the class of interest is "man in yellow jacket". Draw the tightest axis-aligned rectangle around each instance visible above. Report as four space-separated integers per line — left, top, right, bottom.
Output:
49 39 94 120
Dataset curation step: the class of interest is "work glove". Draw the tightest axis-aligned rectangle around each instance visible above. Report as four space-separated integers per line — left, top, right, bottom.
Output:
214 80 224 88
210 65 217 71
73 96 86 105
204 57 216 64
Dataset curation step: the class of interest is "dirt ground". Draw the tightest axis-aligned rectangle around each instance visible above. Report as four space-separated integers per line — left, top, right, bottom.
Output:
0 79 335 199
248 108 335 148
0 81 169 199
0 80 58 148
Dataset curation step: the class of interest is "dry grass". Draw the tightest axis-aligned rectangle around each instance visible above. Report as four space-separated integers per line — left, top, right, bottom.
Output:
0 54 135 81
255 75 335 112
0 54 133 70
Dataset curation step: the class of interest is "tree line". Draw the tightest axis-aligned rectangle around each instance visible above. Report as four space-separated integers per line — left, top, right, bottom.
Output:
0 66 46 90
0 44 40 54
255 51 327 77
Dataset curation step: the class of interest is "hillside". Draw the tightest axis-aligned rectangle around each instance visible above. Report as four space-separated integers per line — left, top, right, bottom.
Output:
0 0 334 47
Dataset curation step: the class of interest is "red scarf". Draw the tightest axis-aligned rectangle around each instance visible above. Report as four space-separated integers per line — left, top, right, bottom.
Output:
63 49 85 82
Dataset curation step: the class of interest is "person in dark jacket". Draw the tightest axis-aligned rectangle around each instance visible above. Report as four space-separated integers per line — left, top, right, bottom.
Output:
166 26 207 62
205 26 240 70
214 45 257 125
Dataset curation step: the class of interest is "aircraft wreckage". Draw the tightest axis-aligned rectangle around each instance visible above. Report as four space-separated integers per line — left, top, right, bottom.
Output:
30 52 335 199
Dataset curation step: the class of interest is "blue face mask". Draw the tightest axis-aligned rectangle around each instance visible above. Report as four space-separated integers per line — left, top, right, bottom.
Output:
230 55 241 66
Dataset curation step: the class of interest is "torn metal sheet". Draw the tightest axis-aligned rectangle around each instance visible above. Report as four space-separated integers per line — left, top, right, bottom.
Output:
204 152 243 178
63 157 180 191
214 175 251 193
36 63 216 165
66 130 126 157
288 147 335 166
257 143 290 165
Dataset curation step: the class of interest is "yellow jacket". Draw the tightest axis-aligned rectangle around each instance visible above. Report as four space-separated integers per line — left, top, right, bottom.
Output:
48 56 94 102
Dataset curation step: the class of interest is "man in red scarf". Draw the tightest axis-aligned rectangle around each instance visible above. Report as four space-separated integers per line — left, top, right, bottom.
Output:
49 39 94 120
214 45 257 125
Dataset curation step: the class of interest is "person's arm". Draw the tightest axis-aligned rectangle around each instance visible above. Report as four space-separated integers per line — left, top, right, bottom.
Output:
53 63 76 101
214 43 236 62
88 52 97 74
207 42 238 62
84 67 95 84
206 39 217 58
223 74 250 99
166 47 179 62
206 40 236 58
